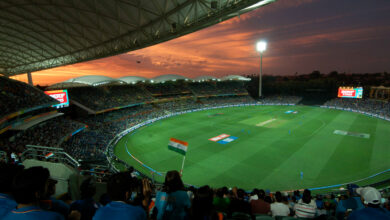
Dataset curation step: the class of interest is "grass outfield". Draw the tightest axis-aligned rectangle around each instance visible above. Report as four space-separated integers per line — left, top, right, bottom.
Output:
114 105 390 191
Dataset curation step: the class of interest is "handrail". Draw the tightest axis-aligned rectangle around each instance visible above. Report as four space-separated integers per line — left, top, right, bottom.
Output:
22 145 80 168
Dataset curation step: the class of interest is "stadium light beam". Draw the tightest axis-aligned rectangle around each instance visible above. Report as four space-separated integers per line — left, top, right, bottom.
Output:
256 41 267 98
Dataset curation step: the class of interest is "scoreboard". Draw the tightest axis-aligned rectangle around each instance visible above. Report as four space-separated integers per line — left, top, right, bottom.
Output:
338 87 363 99
44 90 70 108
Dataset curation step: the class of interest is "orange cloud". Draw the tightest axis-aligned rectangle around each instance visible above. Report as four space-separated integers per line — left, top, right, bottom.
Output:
10 0 390 85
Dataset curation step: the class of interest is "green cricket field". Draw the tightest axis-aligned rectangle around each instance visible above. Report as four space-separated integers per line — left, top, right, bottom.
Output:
114 105 390 191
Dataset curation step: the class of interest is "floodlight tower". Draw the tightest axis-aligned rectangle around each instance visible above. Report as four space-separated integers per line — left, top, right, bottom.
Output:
256 41 267 98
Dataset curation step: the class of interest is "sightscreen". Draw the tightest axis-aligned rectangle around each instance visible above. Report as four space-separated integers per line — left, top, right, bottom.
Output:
337 87 363 98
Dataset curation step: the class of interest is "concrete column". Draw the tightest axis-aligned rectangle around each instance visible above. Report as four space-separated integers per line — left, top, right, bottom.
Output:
27 71 33 85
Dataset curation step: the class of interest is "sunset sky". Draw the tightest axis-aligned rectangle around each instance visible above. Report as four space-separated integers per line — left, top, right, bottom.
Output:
11 0 390 86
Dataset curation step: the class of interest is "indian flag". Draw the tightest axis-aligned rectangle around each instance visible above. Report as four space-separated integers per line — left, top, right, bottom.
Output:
168 138 188 155
45 152 54 159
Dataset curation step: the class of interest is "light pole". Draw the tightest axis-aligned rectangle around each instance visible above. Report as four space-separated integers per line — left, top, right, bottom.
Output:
256 41 267 98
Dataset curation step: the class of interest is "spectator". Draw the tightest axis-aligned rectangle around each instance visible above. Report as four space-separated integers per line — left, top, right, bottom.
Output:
3 166 65 220
336 184 364 219
294 189 317 219
348 187 390 220
154 170 191 220
70 177 100 220
249 189 259 201
213 187 230 213
270 191 290 217
0 163 24 218
93 172 149 220
315 194 327 216
385 195 390 211
250 189 270 215
40 178 70 217
191 185 223 220
323 194 337 216
227 187 251 217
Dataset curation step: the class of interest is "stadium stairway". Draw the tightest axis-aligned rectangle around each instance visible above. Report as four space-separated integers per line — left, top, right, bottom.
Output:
22 159 78 198
70 99 96 114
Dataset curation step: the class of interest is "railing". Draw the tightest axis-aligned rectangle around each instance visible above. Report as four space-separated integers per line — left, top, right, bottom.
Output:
22 145 80 168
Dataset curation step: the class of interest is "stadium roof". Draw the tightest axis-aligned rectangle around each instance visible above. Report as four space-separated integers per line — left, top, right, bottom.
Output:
194 75 218 81
222 75 251 81
49 74 250 87
64 75 124 86
0 0 276 77
119 76 149 84
152 74 189 83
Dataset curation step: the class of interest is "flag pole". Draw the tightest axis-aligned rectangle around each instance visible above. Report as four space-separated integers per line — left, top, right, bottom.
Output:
180 155 186 175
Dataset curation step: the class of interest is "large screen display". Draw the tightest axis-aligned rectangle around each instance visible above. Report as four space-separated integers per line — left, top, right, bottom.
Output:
44 90 70 108
338 87 363 98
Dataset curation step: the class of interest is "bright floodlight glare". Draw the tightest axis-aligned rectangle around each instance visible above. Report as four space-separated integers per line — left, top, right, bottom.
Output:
256 41 267 53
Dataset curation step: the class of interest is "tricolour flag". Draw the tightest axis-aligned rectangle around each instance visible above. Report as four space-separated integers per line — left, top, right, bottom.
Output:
45 152 54 159
168 138 188 155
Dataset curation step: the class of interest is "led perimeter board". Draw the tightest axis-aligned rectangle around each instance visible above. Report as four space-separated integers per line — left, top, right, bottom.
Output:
44 90 70 108
338 87 363 98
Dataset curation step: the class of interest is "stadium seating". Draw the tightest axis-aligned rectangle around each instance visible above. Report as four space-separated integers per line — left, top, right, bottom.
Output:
2 78 390 219
2 158 390 219
0 76 57 119
323 98 390 118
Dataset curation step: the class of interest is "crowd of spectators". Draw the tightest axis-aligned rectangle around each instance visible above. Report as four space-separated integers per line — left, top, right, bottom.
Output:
67 85 152 111
323 98 390 118
144 81 191 96
65 81 250 111
257 96 302 105
189 81 248 96
200 96 257 106
0 76 57 118
0 117 86 154
1 162 390 220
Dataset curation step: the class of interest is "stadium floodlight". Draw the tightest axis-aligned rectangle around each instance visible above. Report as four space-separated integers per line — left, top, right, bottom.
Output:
256 41 267 53
256 40 267 98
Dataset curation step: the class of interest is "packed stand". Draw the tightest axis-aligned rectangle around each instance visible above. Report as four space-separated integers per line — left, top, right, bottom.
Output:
189 81 248 96
323 98 390 118
0 117 86 154
1 163 390 220
66 85 153 111
200 95 256 106
156 99 203 112
64 80 251 112
258 96 302 105
61 105 164 161
0 76 58 118
143 81 191 97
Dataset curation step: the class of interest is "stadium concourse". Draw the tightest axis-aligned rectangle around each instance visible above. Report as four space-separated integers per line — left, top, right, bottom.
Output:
1 75 390 220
